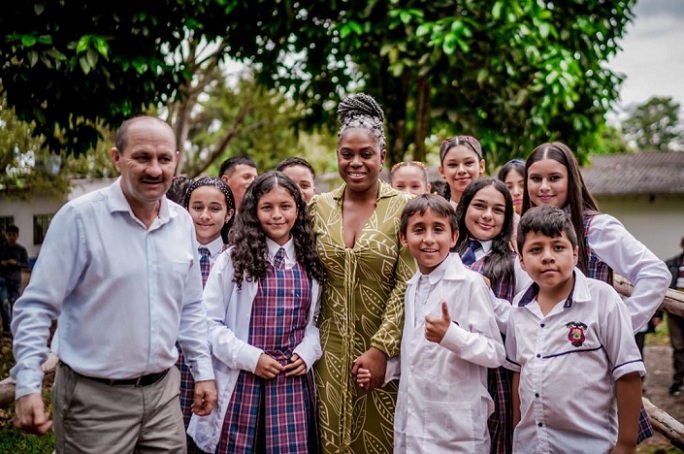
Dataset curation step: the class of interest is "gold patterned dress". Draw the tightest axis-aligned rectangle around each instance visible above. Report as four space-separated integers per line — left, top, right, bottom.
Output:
309 181 416 454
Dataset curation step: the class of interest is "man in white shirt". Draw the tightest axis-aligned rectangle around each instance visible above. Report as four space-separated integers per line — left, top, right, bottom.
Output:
11 116 217 453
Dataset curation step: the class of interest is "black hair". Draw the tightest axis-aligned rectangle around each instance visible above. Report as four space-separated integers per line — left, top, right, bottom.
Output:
166 175 193 205
219 155 257 178
337 93 386 149
399 194 458 238
521 142 598 273
497 159 526 183
517 205 578 253
183 177 236 244
455 178 515 288
6 225 19 234
430 179 450 201
229 171 327 289
276 156 316 178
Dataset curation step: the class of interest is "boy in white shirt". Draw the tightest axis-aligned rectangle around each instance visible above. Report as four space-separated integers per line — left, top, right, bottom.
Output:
506 205 644 453
360 194 504 453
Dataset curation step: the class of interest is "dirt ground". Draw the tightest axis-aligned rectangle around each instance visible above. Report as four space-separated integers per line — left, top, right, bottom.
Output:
639 345 684 452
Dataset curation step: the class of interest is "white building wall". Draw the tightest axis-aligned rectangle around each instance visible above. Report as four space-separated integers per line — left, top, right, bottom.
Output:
0 197 64 258
596 194 684 261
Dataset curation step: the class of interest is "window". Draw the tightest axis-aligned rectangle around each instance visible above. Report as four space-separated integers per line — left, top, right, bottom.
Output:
0 216 14 236
33 214 55 245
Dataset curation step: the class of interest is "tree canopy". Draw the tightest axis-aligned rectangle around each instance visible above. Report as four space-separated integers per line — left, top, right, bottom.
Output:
1 1 636 168
622 96 683 151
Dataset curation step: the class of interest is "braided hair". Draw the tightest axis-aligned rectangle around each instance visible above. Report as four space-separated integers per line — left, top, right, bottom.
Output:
337 93 386 149
183 176 236 244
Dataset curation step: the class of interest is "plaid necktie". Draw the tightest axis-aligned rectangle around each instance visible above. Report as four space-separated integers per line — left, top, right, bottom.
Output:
273 247 286 269
461 240 481 266
198 247 211 286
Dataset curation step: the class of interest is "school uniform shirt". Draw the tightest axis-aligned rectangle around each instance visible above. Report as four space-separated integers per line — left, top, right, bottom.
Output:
11 178 214 399
585 213 670 333
202 236 226 266
504 269 645 454
470 240 533 335
394 253 505 454
188 238 323 454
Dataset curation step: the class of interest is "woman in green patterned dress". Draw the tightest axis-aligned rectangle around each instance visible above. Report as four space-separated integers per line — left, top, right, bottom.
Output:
309 93 415 453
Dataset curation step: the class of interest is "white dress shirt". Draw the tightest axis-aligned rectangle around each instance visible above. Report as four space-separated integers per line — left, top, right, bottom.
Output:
394 253 505 453
11 179 214 399
504 269 645 453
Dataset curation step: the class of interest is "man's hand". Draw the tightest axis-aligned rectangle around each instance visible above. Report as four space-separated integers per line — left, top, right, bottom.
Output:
425 301 452 343
14 393 52 436
191 380 218 417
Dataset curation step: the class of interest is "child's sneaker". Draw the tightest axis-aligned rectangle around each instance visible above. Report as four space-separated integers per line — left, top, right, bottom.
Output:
669 382 682 396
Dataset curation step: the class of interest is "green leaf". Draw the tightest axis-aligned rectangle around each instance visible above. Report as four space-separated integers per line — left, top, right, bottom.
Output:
443 34 456 55
86 48 98 68
93 36 109 58
416 24 431 37
492 2 504 21
76 35 90 53
21 35 37 47
79 56 91 74
28 50 38 67
391 61 404 77
132 59 147 74
539 23 550 39
349 20 363 35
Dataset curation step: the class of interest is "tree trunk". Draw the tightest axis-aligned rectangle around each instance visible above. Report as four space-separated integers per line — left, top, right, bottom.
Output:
413 75 431 163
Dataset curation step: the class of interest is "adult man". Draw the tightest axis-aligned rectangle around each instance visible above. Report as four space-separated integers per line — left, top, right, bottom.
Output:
218 155 258 211
0 225 29 336
666 233 684 396
11 116 216 453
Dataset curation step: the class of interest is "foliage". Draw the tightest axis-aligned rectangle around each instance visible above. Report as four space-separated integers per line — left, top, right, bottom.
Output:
622 96 683 151
0 90 117 200
589 123 631 156
0 94 70 199
238 0 636 167
0 2 221 157
2 1 635 169
181 74 302 177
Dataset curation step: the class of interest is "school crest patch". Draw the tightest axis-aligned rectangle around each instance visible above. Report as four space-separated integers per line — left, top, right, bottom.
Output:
565 321 587 347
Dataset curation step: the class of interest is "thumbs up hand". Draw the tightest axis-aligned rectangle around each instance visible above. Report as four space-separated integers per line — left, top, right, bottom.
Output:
425 301 454 343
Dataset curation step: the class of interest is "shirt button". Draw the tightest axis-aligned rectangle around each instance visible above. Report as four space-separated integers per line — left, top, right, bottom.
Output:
538 422 543 427
536 354 541 358
535 393 540 398
540 323 545 328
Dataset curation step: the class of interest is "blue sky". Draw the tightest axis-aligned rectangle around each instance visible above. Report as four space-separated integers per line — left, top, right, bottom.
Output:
608 0 684 114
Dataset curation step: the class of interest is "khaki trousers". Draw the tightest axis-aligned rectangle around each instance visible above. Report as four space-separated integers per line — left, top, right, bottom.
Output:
53 363 186 454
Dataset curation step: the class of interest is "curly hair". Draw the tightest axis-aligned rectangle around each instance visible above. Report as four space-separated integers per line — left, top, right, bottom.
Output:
337 93 386 149
229 171 327 289
455 178 515 289
183 176 236 244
